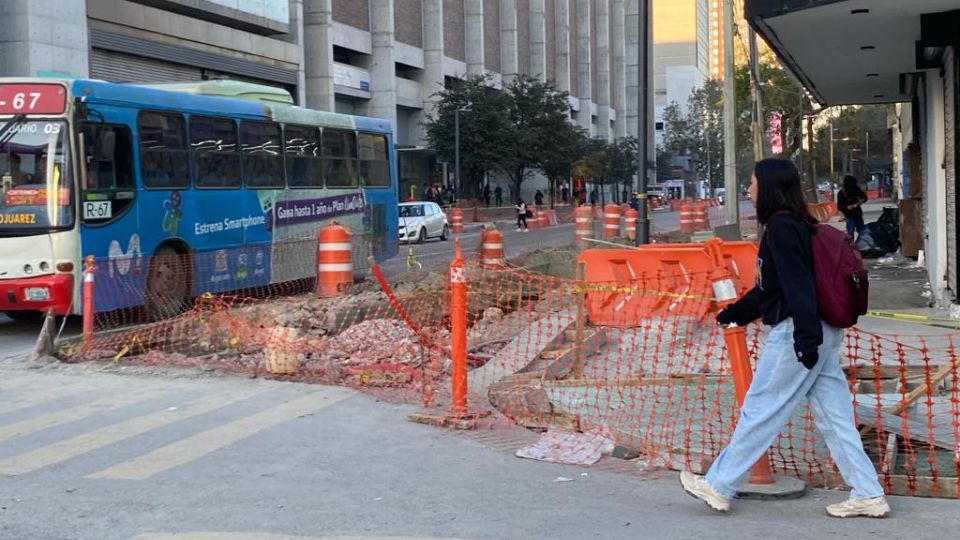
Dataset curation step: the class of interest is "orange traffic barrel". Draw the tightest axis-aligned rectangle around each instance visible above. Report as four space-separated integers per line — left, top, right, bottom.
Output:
680 202 695 233
623 208 639 241
449 208 464 234
481 226 505 268
603 203 621 239
317 222 353 297
574 205 592 246
693 201 710 231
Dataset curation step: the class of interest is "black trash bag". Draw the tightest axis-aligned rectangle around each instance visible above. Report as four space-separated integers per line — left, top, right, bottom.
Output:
856 222 899 258
878 206 900 225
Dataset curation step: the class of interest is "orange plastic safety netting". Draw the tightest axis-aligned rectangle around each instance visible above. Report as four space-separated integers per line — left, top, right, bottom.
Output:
60 247 960 499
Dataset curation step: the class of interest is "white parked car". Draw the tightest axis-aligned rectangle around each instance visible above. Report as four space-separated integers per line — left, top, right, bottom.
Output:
398 202 449 243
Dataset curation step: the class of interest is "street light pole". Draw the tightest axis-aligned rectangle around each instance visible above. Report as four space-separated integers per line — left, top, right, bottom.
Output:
829 123 834 182
635 0 651 245
723 0 738 226
454 107 460 200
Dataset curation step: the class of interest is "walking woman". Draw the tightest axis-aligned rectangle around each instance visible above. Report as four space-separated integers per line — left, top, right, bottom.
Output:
680 158 888 518
515 198 529 232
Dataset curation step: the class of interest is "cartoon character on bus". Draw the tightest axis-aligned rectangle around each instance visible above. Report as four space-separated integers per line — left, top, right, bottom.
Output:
162 191 182 236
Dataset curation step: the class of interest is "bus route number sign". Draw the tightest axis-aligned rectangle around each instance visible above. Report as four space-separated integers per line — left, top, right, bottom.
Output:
83 201 112 220
0 84 67 115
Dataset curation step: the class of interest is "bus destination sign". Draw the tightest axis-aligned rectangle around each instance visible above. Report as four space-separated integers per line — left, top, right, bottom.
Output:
0 84 67 115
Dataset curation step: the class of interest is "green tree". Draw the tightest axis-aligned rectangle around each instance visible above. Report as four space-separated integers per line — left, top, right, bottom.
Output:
573 138 608 203
660 80 724 193
538 123 588 207
499 75 576 196
423 75 511 199
605 136 639 202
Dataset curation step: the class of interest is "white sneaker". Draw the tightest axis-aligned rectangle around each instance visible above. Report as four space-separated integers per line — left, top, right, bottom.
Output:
825 496 890 518
523 228 529 233
680 471 729 512
516 228 522 232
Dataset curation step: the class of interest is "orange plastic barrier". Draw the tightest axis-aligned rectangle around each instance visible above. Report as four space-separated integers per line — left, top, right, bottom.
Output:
679 202 695 233
574 206 592 246
576 239 760 326
603 203 621 239
449 208 464 234
623 208 639 241
317 223 353 297
639 240 757 295
577 246 717 326
806 202 838 223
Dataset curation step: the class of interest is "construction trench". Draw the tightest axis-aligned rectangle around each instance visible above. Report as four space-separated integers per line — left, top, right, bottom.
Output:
53 243 960 499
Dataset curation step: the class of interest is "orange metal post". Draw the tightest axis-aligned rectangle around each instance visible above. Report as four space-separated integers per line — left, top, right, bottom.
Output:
450 238 468 414
82 255 95 349
724 326 776 484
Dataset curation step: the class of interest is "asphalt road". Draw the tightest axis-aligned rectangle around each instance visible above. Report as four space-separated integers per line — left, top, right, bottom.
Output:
1 362 957 540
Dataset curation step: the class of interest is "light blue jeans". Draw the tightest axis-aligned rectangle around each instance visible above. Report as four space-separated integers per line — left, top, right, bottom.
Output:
705 319 885 500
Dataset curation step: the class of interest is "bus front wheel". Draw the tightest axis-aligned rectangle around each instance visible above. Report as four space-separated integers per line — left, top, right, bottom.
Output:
146 246 191 321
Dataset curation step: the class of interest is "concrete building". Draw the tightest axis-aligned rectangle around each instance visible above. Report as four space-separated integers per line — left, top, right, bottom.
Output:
0 0 636 201
746 0 960 306
652 0 710 144
705 0 742 80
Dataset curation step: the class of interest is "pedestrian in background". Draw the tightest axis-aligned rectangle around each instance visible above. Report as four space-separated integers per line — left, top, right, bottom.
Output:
836 175 867 239
483 184 491 207
561 185 570 205
494 185 503 207
534 189 544 207
515 198 529 232
680 158 889 519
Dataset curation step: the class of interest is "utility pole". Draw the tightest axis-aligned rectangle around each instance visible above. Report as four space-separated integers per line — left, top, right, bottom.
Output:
748 26 764 161
635 0 651 245
454 107 461 199
829 121 834 182
722 0 738 226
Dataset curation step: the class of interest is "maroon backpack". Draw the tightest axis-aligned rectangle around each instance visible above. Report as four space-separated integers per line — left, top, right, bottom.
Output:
810 224 869 328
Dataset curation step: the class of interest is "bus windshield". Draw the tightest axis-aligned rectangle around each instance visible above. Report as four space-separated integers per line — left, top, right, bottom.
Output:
0 119 73 235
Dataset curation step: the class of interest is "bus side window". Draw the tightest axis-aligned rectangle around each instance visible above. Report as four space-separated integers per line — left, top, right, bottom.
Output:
240 121 284 189
139 112 190 189
323 129 359 188
190 116 240 189
284 125 323 188
80 123 135 224
358 133 390 187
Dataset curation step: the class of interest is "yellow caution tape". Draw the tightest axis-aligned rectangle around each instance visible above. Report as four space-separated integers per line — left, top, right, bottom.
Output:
568 282 715 302
864 310 960 329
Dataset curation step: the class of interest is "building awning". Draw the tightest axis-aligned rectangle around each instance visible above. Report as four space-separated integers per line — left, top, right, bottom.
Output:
745 0 960 105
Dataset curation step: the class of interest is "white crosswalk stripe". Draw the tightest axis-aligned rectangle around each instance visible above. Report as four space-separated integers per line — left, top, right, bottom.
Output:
0 387 269 476
89 387 352 480
0 386 169 443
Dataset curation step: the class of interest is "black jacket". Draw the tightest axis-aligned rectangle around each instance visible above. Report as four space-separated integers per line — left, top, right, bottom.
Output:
836 187 866 220
719 214 822 367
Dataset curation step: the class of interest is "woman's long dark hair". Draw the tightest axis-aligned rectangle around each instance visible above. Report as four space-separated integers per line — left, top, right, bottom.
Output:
754 158 817 225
